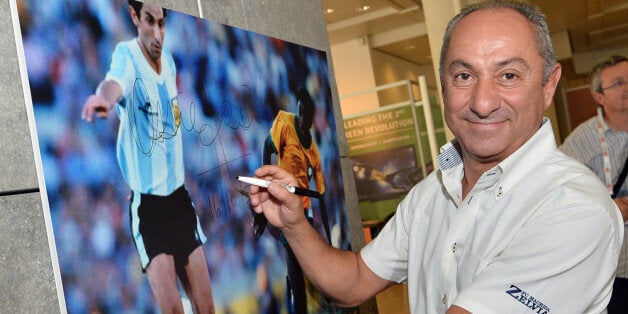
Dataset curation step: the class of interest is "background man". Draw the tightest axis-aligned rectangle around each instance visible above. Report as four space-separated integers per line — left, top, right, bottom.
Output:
560 55 628 313
247 1 623 313
81 1 214 312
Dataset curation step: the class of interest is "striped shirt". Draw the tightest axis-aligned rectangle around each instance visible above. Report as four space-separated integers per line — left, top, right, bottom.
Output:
560 113 628 277
106 39 184 195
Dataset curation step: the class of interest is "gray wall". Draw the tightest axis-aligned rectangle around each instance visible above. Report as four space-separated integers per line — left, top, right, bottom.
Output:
0 0 370 312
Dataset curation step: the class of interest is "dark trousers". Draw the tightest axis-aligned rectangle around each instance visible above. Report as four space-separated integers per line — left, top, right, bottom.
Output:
283 212 313 314
285 243 307 314
608 277 628 313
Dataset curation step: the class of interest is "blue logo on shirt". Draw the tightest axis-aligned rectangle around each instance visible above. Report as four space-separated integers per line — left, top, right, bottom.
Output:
506 285 550 313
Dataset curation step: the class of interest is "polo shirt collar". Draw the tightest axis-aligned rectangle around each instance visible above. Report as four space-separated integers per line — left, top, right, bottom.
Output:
437 118 555 201
497 117 556 196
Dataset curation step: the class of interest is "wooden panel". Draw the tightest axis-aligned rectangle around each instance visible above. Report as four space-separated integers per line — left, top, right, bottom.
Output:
565 86 598 131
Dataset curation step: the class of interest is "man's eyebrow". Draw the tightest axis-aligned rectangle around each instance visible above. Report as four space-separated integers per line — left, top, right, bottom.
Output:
144 11 162 21
447 58 531 72
448 60 474 71
496 57 530 69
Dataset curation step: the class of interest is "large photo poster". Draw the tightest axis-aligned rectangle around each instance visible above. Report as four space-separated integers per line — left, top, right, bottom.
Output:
15 0 349 313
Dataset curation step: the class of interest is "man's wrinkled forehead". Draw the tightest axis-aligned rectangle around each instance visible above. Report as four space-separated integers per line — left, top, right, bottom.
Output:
444 8 535 58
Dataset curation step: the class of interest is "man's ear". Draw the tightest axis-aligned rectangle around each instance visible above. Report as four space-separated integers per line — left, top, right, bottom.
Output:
129 6 139 27
593 91 606 107
543 63 562 110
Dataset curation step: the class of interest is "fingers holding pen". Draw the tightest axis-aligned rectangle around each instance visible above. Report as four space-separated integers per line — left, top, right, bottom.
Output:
248 165 304 228
254 165 298 186
248 183 286 229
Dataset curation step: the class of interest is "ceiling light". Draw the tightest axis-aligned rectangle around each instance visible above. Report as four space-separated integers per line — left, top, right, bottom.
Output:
356 5 371 12
325 8 334 14
405 45 416 50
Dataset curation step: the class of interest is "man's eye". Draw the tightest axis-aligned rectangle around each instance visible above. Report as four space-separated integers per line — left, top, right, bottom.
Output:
456 73 471 80
503 73 517 80
451 72 475 87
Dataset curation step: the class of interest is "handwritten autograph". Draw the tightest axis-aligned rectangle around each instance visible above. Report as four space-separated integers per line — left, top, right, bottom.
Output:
127 79 264 221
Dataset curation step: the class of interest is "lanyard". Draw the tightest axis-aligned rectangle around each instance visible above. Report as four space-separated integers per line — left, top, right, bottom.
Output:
596 107 614 194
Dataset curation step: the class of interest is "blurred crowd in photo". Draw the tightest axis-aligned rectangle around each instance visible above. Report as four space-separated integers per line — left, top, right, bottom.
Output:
17 0 350 312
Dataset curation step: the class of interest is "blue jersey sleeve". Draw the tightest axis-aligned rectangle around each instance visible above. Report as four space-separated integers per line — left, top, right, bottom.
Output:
105 41 135 97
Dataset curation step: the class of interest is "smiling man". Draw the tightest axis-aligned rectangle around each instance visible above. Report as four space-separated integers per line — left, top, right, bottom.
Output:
81 1 214 313
247 1 623 313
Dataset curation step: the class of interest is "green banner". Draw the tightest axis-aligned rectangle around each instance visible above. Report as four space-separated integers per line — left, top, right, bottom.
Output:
344 102 446 221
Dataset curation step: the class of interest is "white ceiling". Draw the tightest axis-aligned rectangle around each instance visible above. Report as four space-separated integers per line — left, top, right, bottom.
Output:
322 0 628 80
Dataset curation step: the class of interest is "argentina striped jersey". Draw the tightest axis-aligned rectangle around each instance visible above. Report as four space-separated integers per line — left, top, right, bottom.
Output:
105 39 183 195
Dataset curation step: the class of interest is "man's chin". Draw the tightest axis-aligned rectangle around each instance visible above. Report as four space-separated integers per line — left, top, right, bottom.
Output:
151 46 162 59
460 138 512 161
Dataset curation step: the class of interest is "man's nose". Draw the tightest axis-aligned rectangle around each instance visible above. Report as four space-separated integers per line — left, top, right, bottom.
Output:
470 78 500 118
153 26 163 42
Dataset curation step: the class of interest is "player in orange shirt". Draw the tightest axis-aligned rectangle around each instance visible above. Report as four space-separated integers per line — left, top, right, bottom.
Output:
257 87 329 313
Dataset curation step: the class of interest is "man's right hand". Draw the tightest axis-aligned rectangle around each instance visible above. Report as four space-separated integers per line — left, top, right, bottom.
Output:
248 165 306 233
81 94 113 122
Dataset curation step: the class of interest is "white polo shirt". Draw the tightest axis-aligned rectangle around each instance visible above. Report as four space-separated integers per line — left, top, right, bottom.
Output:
361 119 623 313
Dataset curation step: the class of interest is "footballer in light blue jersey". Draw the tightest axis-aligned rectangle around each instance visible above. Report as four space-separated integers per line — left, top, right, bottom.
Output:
106 39 184 196
81 2 214 312
104 37 207 264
